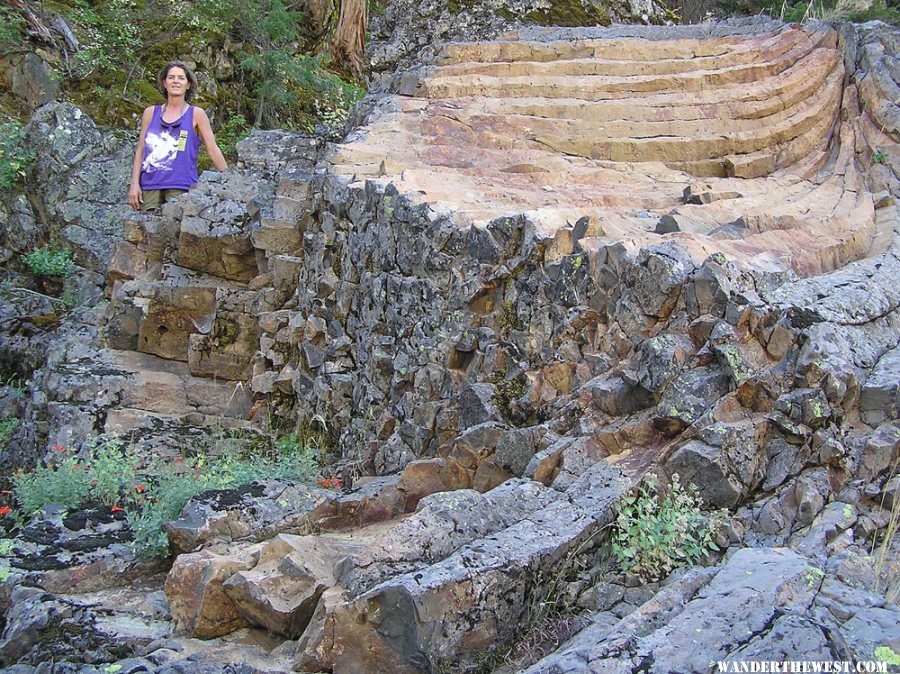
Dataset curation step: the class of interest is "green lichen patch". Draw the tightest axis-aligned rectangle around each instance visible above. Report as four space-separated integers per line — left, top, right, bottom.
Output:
492 372 548 427
498 301 524 335
524 0 612 27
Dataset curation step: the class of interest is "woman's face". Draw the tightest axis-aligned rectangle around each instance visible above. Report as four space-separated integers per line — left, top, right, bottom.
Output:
164 67 190 97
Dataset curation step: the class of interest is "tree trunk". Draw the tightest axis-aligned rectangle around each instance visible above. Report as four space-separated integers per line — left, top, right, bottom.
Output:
331 0 367 80
305 0 334 42
254 90 266 127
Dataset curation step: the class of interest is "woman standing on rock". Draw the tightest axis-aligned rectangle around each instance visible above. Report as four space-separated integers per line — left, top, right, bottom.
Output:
128 60 227 212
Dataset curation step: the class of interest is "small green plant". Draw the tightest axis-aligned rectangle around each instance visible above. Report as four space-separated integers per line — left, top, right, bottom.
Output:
309 89 358 139
9 431 325 558
0 122 35 190
130 467 202 559
131 442 323 558
612 474 721 583
295 54 365 138
1 375 26 399
12 441 139 514
22 245 76 278
13 445 93 514
0 561 11 582
0 419 19 451
60 285 92 310
873 149 887 164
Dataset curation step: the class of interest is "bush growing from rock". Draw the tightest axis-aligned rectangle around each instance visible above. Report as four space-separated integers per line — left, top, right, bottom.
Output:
21 245 75 278
130 443 323 558
0 121 34 189
0 418 18 451
612 474 722 582
11 441 136 513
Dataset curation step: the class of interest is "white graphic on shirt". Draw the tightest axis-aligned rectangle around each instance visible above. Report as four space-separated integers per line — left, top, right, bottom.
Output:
143 130 179 172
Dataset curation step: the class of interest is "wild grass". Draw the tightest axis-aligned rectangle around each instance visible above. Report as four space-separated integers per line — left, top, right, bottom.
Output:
871 457 900 604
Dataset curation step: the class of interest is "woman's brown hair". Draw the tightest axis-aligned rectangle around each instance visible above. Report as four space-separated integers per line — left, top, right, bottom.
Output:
156 60 199 103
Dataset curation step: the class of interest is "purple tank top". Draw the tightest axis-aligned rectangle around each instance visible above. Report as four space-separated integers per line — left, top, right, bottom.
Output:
140 105 201 191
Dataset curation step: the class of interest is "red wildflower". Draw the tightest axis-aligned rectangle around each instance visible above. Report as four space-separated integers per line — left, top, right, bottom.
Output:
111 506 124 513
0 506 10 516
53 444 66 452
174 456 185 463
136 485 146 493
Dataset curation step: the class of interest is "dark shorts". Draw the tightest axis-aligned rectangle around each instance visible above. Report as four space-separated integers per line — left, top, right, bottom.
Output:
141 188 187 211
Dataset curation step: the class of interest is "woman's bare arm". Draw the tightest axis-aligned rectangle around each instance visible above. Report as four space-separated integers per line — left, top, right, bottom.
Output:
128 106 154 210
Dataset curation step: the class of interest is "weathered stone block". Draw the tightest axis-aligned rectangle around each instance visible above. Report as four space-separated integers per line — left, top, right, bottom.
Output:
177 217 257 281
164 544 261 638
138 286 217 362
187 312 258 381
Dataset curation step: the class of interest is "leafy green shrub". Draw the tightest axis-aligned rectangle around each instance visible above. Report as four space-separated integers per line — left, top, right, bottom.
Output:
130 469 203 559
215 114 253 163
9 430 324 558
0 122 35 189
310 88 360 139
70 0 140 77
297 55 365 138
875 646 900 667
0 419 19 451
11 441 138 513
13 447 93 514
89 439 139 506
0 6 26 52
22 245 75 278
612 474 721 583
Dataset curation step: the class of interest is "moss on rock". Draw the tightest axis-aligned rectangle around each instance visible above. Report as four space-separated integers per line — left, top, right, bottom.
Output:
524 0 612 26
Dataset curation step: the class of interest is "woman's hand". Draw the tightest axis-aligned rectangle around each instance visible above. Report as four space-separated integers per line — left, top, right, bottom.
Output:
128 183 143 211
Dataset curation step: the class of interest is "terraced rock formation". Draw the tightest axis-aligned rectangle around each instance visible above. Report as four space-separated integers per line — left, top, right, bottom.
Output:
330 18 886 278
1 15 899 674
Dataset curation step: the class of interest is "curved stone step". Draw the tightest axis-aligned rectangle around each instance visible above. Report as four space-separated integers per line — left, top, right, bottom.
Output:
417 27 833 100
431 25 815 80
435 22 789 65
